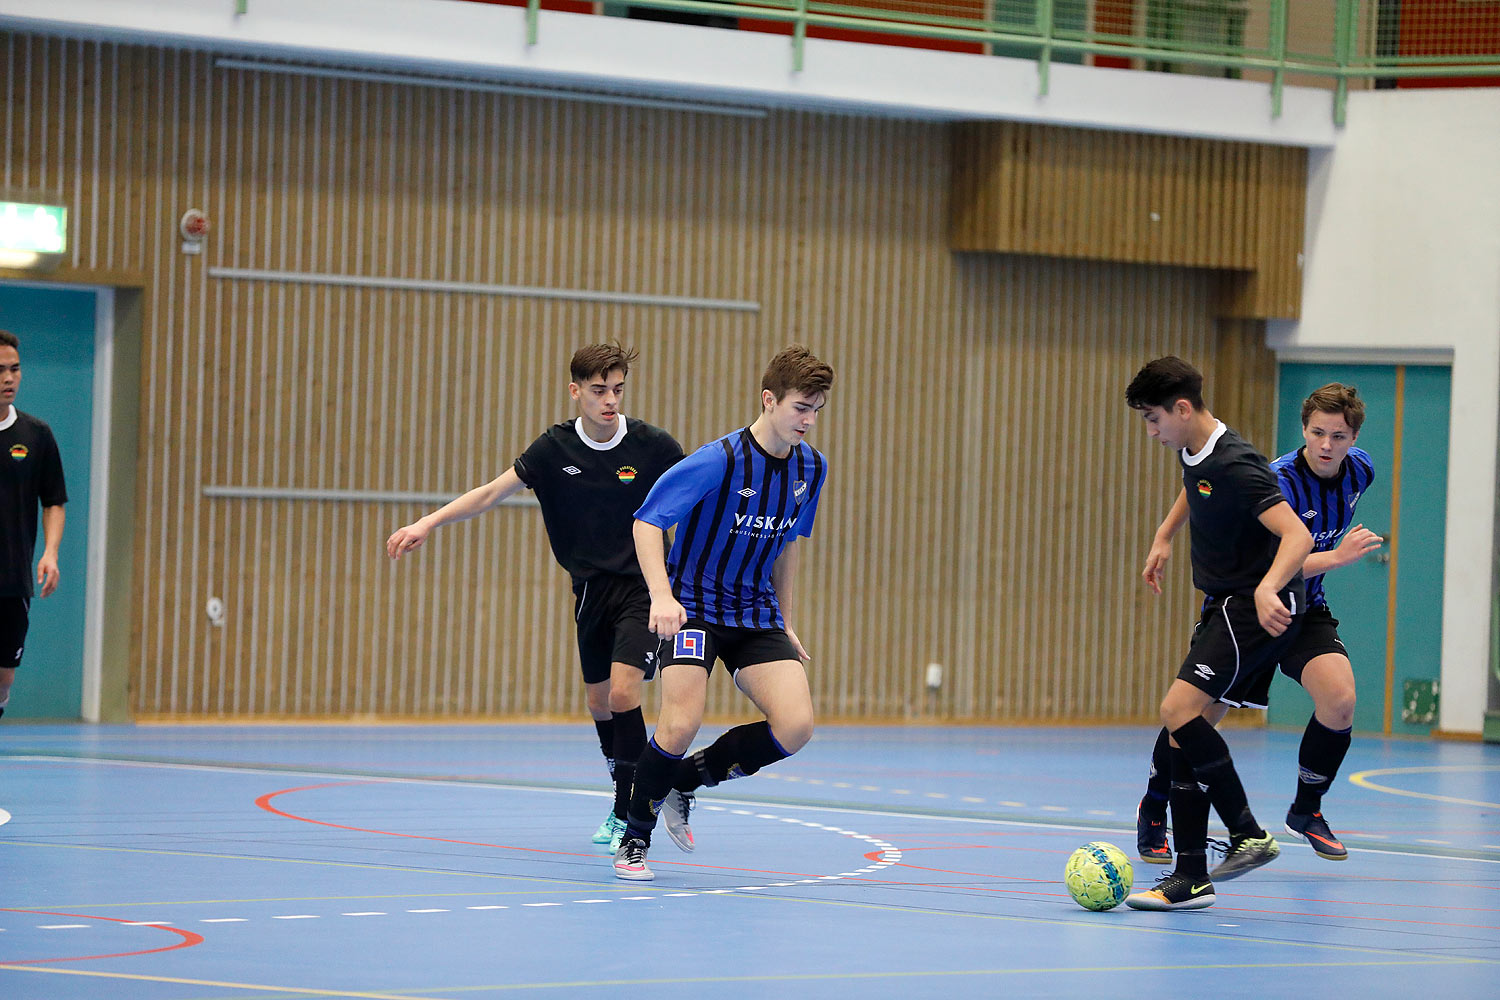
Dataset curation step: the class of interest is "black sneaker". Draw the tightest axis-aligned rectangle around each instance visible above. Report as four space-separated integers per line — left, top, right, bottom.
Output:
1285 809 1348 861
660 789 696 853
1125 870 1215 911
1136 798 1172 864
1209 831 1280 881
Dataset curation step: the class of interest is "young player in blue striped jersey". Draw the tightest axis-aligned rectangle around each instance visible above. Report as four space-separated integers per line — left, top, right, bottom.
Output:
386 343 684 851
612 345 833 881
1136 383 1381 872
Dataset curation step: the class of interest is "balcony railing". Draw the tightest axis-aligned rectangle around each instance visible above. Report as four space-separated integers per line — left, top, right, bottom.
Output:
236 1 1500 124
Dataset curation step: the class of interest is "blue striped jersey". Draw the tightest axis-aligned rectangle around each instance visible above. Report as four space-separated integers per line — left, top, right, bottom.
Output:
634 427 829 629
1270 445 1375 608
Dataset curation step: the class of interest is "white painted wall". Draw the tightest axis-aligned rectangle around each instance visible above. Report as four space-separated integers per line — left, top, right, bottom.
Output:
1268 88 1500 734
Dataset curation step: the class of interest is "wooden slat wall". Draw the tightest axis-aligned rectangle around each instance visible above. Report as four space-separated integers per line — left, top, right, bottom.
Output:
1 31 1284 723
950 121 1307 321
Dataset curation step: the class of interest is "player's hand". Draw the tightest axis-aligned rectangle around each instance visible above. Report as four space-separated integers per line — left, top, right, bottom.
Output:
649 595 688 639
1141 538 1172 595
36 555 59 597
785 625 810 662
1253 584 1293 636
386 521 430 560
1335 524 1383 566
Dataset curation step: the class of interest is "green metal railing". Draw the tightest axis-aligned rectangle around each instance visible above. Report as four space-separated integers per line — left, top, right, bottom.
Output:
238 1 1500 125
528 0 1500 124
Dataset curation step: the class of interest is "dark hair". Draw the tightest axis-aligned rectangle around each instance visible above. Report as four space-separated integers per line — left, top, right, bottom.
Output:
569 341 638 384
0 330 18 352
1125 356 1205 411
762 344 834 403
1302 383 1365 434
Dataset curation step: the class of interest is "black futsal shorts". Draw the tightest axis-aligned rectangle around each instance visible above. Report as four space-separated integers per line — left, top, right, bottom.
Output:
573 574 658 685
1177 587 1306 710
0 596 30 670
661 619 800 675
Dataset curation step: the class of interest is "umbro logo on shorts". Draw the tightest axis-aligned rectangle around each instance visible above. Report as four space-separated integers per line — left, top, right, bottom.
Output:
1194 663 1214 680
562 466 581 475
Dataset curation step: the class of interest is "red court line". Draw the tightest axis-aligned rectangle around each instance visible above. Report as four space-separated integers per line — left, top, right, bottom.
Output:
256 781 852 880
0 908 203 964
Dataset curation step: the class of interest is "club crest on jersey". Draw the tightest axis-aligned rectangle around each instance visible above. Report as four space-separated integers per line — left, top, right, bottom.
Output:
8 444 26 461
616 465 637 484
1196 479 1213 498
793 480 808 500
674 629 706 660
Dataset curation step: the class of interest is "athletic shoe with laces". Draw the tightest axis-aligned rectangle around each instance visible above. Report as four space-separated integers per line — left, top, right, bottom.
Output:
660 789 696 853
592 811 624 846
613 837 654 881
1285 809 1348 861
1136 798 1172 864
1208 831 1280 881
1125 870 1215 911
593 813 626 849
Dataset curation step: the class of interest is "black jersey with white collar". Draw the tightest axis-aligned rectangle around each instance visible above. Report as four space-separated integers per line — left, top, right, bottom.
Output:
513 416 683 583
1179 422 1303 599
0 408 67 597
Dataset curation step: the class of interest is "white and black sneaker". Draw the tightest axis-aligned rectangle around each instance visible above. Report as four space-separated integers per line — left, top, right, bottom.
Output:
613 837 654 881
661 789 696 853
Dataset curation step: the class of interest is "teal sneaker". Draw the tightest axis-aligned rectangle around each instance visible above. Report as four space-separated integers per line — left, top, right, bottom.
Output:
592 811 625 847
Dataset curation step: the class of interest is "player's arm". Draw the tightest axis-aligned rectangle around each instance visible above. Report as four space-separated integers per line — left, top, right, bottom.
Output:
1142 488 1188 595
632 444 723 638
1253 500 1315 636
771 538 810 662
386 468 526 560
633 518 687 639
36 504 64 597
1304 523 1383 576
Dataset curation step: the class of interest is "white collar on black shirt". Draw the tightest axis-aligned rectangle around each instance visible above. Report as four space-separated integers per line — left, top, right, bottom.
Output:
0 406 15 432
573 414 628 451
1181 420 1226 467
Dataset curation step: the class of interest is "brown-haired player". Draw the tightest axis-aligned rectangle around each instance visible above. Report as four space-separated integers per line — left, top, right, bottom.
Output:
0 329 67 721
1121 355 1313 910
387 342 683 850
1136 382 1379 871
612 345 833 880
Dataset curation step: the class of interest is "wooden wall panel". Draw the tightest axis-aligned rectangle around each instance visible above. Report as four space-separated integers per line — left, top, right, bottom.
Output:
1 30 1282 723
951 120 1308 321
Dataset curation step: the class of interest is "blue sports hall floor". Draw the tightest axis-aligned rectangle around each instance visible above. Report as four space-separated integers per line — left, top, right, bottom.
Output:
2 721 1497 999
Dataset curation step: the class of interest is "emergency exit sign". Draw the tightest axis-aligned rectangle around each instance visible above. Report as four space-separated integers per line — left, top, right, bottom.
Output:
0 202 67 254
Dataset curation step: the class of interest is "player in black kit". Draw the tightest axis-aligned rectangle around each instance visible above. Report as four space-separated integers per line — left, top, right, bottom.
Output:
0 330 68 721
1122 356 1313 911
386 343 683 848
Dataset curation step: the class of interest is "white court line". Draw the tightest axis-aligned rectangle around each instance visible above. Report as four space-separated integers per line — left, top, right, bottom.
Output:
9 754 1495 868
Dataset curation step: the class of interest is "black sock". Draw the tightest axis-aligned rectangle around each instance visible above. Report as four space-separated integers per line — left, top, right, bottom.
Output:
1169 747 1211 878
1292 715 1352 815
674 721 792 792
1171 716 1263 841
593 718 615 778
612 708 647 821
1142 726 1171 814
625 738 681 843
